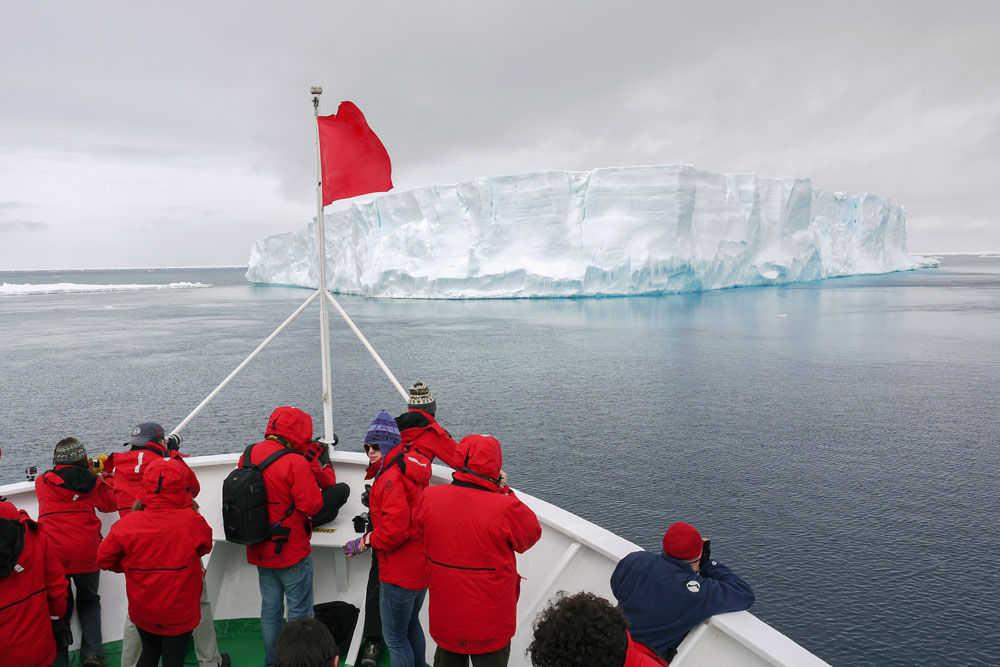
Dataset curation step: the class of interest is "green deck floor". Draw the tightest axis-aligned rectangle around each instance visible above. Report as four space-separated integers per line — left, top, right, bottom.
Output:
67 618 390 667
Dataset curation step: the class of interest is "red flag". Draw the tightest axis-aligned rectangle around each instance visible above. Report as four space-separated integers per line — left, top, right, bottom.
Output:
318 101 393 205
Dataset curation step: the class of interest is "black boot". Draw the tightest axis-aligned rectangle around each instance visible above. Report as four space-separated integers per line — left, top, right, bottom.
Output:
358 637 381 667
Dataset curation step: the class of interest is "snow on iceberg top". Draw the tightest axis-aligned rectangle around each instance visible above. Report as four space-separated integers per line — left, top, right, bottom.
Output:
246 165 932 298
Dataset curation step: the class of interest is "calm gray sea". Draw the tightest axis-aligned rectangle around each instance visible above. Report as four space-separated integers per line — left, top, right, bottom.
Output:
1 256 998 666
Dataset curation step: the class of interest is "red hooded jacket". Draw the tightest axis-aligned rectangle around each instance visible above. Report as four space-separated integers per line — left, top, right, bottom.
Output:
412 435 541 654
107 440 200 516
0 501 68 667
396 408 460 472
367 447 432 590
35 465 117 573
239 407 324 569
98 458 213 636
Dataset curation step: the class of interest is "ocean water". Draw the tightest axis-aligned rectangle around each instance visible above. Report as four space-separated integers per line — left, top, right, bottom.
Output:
1 256 998 666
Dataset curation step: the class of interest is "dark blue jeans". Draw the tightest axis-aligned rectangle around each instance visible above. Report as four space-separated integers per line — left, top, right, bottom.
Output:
53 571 104 666
379 582 426 667
258 554 314 667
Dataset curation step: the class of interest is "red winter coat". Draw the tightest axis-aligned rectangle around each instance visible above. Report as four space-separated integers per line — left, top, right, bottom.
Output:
368 449 432 590
412 435 541 654
396 409 460 471
107 441 200 516
98 458 213 636
36 465 117 573
625 631 671 666
239 439 323 569
0 501 68 667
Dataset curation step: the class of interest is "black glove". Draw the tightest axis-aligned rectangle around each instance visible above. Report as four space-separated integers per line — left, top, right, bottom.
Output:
52 617 73 651
699 539 712 569
317 440 332 466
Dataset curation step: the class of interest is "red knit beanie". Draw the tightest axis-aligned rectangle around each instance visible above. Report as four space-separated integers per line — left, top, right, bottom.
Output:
662 522 703 561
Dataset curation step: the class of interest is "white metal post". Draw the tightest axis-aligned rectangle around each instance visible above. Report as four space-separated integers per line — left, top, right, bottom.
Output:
313 87 335 443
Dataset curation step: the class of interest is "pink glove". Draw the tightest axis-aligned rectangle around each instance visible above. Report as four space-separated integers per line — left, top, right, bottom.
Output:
343 535 369 557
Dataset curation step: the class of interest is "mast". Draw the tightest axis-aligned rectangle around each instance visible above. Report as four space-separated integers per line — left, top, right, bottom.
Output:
171 90 409 442
312 86 335 443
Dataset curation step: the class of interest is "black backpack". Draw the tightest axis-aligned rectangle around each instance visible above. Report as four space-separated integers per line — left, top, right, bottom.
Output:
221 444 292 545
0 517 26 578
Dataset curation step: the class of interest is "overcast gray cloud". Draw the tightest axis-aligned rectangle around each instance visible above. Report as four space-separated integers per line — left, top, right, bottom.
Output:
1 0 997 269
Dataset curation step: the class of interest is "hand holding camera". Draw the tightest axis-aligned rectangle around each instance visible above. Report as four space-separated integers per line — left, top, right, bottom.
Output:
699 539 712 569
89 453 110 475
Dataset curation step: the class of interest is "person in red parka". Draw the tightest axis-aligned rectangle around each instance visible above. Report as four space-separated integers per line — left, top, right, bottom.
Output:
526 591 669 667
412 434 542 667
240 406 325 667
0 500 69 667
354 437 386 667
395 381 460 474
292 435 350 527
106 422 200 516
107 422 228 667
344 410 431 667
98 456 213 667
36 437 117 667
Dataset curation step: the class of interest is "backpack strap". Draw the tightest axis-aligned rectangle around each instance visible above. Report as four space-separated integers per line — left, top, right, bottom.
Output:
374 451 406 481
244 443 292 471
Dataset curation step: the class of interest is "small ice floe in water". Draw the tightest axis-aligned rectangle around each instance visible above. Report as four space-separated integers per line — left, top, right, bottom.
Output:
777 313 788 318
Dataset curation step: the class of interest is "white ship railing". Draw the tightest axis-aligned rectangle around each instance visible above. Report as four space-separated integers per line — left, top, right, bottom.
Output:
1 454 828 667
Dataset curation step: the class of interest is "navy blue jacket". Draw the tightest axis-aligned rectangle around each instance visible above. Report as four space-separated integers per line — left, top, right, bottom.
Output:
611 551 755 656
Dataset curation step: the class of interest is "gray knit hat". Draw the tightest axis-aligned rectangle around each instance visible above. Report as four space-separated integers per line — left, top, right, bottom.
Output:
407 382 436 415
53 437 88 465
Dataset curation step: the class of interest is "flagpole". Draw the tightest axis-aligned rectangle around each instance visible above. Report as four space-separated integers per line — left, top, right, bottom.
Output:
312 86 335 444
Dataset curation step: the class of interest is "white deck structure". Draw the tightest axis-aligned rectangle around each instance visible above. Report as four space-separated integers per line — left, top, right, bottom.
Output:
1 452 829 666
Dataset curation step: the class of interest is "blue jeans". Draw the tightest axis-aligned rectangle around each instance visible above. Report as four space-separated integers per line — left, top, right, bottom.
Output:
380 581 427 667
54 571 104 666
257 555 314 667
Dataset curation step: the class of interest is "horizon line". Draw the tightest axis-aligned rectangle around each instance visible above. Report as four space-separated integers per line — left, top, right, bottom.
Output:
3 252 1000 272
0 264 249 272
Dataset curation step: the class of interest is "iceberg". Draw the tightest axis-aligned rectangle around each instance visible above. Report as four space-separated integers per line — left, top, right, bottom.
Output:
246 165 932 298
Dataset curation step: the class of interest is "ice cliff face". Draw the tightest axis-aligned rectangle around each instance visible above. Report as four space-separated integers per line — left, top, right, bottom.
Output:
246 165 931 298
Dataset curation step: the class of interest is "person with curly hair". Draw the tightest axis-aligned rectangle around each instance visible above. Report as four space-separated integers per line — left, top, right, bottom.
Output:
527 591 668 667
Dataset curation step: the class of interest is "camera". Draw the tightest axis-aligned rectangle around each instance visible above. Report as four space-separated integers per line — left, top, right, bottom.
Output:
25 465 38 482
360 483 372 508
352 512 371 534
89 454 109 475
165 433 183 451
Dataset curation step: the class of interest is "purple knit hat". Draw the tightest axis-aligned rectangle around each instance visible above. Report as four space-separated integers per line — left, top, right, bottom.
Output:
365 410 401 455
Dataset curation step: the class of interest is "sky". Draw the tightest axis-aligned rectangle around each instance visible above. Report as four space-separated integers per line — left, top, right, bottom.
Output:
2 1 998 270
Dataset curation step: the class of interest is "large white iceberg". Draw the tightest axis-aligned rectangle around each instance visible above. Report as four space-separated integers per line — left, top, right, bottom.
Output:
246 165 932 298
